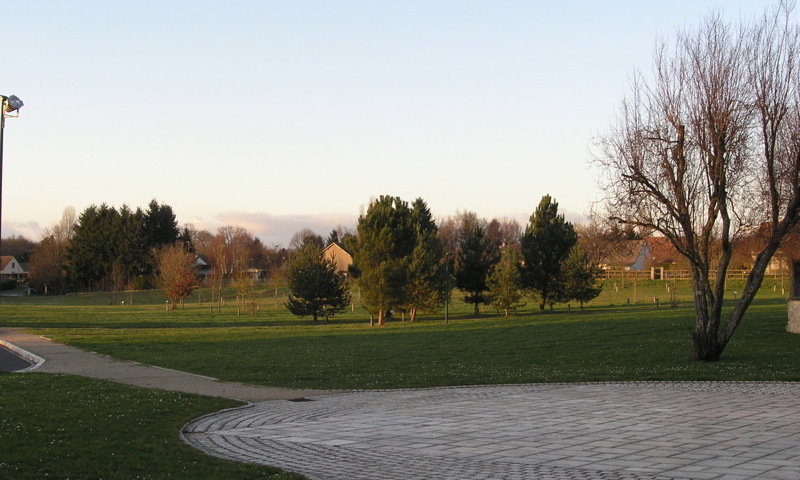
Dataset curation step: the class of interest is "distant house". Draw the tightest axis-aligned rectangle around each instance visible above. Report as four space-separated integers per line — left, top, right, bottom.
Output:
1 256 26 282
194 255 210 278
602 239 650 271
322 242 353 276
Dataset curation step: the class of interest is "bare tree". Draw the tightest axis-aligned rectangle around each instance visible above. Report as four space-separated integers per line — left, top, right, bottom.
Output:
27 207 76 294
154 244 198 309
575 206 639 268
289 228 324 251
596 3 800 360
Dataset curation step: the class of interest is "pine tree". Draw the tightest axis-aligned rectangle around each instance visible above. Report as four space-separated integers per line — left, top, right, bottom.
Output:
560 244 603 310
455 225 500 316
521 195 577 311
285 243 351 321
487 245 526 316
352 195 415 326
143 199 180 250
404 198 447 321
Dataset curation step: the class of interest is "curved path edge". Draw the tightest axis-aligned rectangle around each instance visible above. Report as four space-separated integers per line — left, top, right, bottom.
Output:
0 327 332 403
183 382 800 480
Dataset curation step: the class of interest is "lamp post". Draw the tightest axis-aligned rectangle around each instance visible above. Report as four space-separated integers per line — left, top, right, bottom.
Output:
445 252 453 324
0 94 23 251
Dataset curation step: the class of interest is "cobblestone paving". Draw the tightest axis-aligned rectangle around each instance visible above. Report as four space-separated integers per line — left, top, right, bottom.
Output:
183 382 800 480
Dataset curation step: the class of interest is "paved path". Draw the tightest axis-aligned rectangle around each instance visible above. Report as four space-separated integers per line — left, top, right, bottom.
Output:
0 328 329 402
184 383 800 480
4 328 800 479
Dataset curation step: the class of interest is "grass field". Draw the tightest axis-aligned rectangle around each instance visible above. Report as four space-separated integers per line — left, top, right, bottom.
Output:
2 275 799 478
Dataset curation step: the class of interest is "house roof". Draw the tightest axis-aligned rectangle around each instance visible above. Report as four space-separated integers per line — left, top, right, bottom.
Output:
1 256 25 274
322 242 351 256
646 236 679 265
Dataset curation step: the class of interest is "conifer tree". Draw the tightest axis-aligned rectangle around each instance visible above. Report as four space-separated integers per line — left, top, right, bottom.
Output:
455 225 500 316
487 245 526 316
560 244 602 310
404 198 447 321
352 195 415 326
520 195 577 311
285 243 351 321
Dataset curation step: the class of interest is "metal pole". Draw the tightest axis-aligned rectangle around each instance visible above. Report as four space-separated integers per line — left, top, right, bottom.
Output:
445 254 450 324
0 103 5 253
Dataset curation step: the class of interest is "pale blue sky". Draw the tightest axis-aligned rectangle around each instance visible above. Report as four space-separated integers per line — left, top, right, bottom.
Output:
2 1 772 246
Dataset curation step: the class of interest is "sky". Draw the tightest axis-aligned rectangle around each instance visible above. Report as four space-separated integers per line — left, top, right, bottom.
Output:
1 0 774 247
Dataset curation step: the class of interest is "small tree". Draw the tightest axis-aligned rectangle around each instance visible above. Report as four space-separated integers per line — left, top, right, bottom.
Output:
487 245 526 316
285 243 351 321
154 244 198 309
560 244 603 310
455 225 501 316
404 198 447 321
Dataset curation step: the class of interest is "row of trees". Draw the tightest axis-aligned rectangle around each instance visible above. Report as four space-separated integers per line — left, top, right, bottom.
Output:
448 195 601 316
23 202 290 297
26 201 180 293
282 194 604 326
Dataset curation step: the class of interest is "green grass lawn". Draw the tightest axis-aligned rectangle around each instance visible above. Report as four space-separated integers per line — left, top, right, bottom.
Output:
0 373 304 479
2 276 798 478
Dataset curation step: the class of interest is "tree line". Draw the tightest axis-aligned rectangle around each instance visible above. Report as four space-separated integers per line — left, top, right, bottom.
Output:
21 200 285 297
283 194 603 325
12 194 605 317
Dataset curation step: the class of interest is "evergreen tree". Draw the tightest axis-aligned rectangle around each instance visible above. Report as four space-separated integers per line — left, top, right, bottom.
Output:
560 244 603 310
487 245 526 316
66 204 119 289
455 225 500 316
113 205 148 283
352 195 415 326
520 195 577 311
142 199 180 250
65 201 180 290
404 198 447 321
285 243 351 321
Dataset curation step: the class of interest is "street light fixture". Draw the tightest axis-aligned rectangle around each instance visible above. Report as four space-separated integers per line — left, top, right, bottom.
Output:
1 94 24 251
3 95 23 114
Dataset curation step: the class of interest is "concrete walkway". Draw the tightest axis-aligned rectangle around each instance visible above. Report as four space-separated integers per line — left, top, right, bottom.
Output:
0 328 329 402
184 383 800 480
4 328 800 479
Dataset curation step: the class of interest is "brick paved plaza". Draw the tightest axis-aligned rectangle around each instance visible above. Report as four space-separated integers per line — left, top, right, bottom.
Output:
183 383 800 480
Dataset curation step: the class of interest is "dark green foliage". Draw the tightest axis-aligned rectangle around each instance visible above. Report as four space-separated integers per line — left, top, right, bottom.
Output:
285 243 351 321
143 199 180 250
521 195 577 311
66 204 128 289
455 225 501 315
487 245 526 316
560 244 603 309
352 195 415 325
405 198 448 321
65 200 180 291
